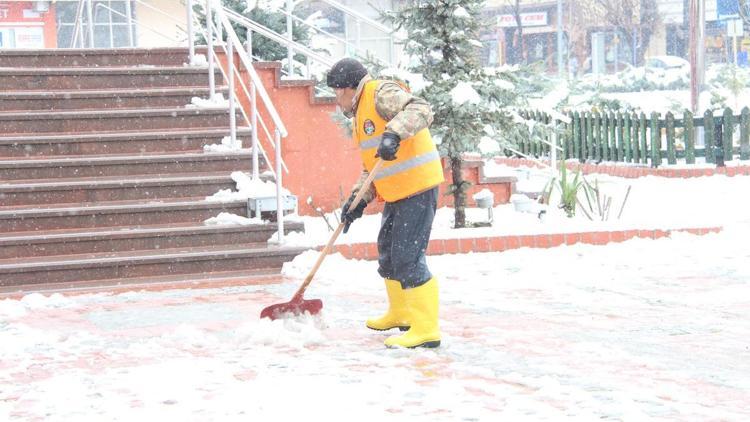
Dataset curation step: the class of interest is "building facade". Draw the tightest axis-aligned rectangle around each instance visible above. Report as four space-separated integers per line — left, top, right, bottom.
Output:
480 0 750 74
0 0 188 49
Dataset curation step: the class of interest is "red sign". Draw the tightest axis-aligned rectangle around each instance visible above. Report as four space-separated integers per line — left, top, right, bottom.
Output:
0 1 54 48
0 1 44 22
497 12 548 28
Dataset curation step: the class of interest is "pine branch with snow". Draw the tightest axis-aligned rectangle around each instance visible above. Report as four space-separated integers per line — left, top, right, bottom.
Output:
384 0 543 228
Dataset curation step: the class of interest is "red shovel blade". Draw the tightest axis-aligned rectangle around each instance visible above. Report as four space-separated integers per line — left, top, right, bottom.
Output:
260 295 323 320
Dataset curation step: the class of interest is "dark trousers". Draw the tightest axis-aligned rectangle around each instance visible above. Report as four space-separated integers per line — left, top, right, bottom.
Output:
377 187 438 289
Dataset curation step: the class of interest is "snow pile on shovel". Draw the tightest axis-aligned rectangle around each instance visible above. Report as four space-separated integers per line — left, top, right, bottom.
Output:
235 313 328 349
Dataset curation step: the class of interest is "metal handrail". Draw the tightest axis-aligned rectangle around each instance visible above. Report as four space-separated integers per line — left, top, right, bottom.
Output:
223 7 334 70
203 37 284 175
62 0 332 244
185 3 287 177
215 6 289 137
85 0 94 48
70 0 86 48
210 1 292 242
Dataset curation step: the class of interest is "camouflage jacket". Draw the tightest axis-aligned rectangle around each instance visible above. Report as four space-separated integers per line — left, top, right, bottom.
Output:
349 75 435 204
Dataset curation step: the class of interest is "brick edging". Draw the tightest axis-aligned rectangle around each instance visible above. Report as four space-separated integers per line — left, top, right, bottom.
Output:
494 157 750 178
320 227 723 260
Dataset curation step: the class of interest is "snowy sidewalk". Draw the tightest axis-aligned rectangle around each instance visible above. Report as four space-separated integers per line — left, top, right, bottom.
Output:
2 226 750 421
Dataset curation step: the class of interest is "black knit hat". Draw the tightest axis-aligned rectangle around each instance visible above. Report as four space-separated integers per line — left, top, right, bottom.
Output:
326 58 368 89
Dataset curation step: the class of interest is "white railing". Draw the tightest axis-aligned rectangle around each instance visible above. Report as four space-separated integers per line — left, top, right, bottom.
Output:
69 0 89 48
62 0 398 244
63 0 293 244
201 0 291 243
222 6 335 73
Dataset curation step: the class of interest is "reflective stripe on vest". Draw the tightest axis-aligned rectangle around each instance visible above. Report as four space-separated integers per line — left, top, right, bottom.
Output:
359 136 381 150
373 150 441 181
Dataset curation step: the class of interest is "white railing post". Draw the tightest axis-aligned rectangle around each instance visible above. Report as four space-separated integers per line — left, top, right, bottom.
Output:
206 0 216 99
246 26 253 58
215 5 222 44
275 128 284 244
251 83 259 180
86 0 95 47
71 0 84 48
286 0 294 77
218 8 288 136
125 0 134 47
246 24 259 179
186 0 195 63
228 37 237 146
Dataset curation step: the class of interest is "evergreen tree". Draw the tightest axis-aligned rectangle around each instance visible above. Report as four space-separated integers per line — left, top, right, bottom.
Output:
386 0 533 228
195 0 311 71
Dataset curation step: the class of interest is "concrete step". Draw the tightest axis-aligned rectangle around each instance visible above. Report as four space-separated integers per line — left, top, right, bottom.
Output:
0 66 222 91
0 47 208 68
0 198 248 233
0 86 229 112
0 172 265 206
0 268 281 296
0 107 238 134
0 243 306 287
0 150 253 180
0 221 303 259
0 128 252 158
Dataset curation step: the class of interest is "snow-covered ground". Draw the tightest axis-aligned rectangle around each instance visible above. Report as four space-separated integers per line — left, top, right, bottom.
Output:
2 225 749 420
530 63 750 116
277 165 750 247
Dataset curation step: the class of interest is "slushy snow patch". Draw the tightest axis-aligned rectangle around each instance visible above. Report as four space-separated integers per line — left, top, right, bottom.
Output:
188 54 207 66
0 293 79 318
205 172 291 202
237 313 328 349
204 212 264 226
203 135 242 152
472 188 494 202
187 93 228 108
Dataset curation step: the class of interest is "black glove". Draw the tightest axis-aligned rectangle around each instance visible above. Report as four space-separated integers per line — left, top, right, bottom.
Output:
375 132 401 161
341 193 367 233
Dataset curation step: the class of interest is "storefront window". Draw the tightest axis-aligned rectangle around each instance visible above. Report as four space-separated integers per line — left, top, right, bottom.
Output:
56 1 135 48
480 38 499 66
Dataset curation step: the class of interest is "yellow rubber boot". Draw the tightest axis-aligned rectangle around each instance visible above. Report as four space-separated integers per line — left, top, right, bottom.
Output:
384 277 440 348
366 279 410 331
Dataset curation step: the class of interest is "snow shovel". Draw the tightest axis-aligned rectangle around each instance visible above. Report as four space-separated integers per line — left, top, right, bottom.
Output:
260 159 384 320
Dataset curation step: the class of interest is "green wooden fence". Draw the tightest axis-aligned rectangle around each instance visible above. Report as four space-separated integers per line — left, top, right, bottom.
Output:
519 107 750 167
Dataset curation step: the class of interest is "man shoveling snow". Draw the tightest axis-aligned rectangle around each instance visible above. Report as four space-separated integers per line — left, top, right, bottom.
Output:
327 58 445 348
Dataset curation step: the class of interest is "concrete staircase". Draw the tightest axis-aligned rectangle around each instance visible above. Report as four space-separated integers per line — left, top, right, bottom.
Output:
0 48 305 292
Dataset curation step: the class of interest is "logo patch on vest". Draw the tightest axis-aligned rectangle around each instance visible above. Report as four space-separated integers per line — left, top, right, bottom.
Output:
363 119 376 136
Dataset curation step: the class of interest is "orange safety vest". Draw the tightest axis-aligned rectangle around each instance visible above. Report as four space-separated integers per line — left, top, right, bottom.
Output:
354 80 444 202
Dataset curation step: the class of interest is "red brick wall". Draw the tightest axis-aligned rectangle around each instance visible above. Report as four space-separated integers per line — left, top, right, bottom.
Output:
1 1 57 48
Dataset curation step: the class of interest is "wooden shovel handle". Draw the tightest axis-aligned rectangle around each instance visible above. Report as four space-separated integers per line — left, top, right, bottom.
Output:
292 160 384 299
